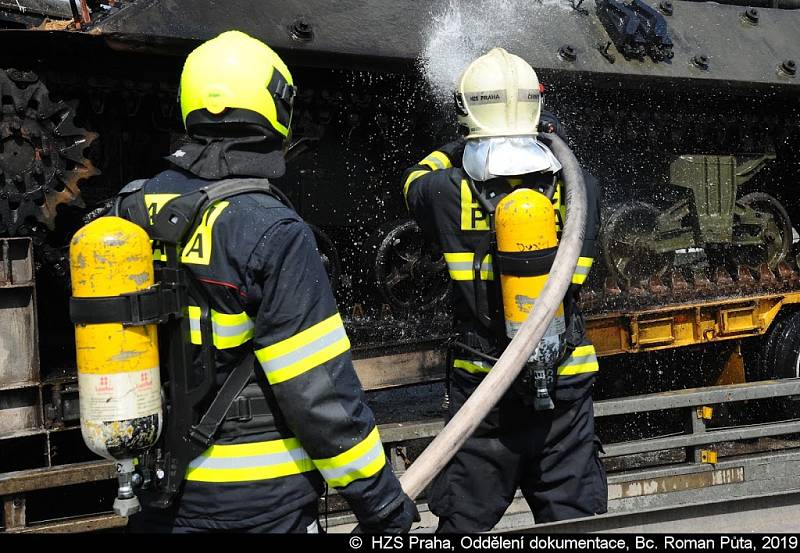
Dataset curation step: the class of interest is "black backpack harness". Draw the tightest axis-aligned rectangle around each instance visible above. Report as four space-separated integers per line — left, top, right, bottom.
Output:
70 178 288 508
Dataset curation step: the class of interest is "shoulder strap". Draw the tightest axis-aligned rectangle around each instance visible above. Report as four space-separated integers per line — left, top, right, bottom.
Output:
151 178 279 245
113 178 150 227
188 352 256 448
466 178 502 331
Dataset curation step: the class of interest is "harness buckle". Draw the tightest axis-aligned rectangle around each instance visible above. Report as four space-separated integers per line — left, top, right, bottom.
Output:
188 426 214 449
228 396 253 422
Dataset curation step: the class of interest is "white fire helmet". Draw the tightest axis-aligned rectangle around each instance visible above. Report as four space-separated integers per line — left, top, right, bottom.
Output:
456 48 561 181
455 47 542 139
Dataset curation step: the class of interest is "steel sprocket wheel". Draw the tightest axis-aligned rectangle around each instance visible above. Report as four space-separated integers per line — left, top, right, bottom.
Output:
372 219 450 313
733 192 792 270
0 68 99 235
602 201 675 286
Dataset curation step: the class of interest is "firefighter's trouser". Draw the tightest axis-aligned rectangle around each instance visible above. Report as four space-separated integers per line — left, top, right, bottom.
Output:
128 501 321 534
429 371 607 532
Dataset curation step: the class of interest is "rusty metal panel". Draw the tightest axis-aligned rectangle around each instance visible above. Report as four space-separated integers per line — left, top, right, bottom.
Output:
0 388 40 437
0 460 116 496
0 239 38 390
2 495 25 530
9 513 128 533
0 285 39 389
379 419 444 444
353 349 445 390
0 0 73 19
608 466 744 500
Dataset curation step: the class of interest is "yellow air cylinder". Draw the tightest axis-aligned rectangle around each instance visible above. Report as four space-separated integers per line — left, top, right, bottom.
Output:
70 216 162 462
495 188 566 367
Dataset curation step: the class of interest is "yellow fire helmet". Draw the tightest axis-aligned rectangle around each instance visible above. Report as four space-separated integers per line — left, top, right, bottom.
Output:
179 30 296 138
455 47 542 139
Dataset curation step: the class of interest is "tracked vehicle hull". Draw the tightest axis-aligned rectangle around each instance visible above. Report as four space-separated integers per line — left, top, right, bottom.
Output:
0 0 800 532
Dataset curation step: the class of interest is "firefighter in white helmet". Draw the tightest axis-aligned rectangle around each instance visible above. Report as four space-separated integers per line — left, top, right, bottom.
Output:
402 47 606 531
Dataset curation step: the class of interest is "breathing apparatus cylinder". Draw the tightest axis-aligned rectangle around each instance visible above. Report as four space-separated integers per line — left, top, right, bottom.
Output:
69 216 163 516
495 188 566 410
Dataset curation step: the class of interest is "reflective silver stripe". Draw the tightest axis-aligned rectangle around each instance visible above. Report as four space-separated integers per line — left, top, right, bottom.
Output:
558 345 600 376
427 156 445 169
446 260 473 272
188 448 310 471
445 260 493 274
189 317 255 337
518 89 540 102
316 439 384 482
561 354 597 367
468 89 507 105
261 324 348 376
573 265 591 276
443 261 493 272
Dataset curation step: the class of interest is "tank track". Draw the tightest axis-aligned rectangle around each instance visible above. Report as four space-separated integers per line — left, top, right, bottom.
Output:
580 260 800 315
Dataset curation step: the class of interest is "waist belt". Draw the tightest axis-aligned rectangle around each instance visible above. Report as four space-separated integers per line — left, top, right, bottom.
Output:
225 395 271 422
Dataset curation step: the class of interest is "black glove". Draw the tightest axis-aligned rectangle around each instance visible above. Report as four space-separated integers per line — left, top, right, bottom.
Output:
355 493 419 534
436 137 466 168
539 110 569 142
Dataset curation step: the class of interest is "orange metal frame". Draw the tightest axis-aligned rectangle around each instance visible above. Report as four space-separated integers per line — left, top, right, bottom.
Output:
587 291 800 358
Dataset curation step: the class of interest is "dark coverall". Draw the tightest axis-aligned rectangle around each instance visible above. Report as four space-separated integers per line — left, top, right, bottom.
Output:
402 137 607 532
120 138 411 533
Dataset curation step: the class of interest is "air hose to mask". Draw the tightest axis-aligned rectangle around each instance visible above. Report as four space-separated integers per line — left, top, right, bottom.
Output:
398 132 587 501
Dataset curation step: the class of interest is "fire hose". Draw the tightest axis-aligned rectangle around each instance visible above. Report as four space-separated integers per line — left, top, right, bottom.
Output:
398 132 588 500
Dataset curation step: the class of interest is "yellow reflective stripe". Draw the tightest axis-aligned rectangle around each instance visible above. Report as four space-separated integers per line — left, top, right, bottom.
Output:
144 194 180 261
453 359 491 374
571 257 593 284
187 306 255 349
419 150 452 171
460 179 490 231
180 200 230 266
202 437 304 457
571 273 588 285
403 169 429 200
443 252 473 262
558 362 599 376
443 252 493 281
552 183 565 235
572 345 596 357
558 344 599 376
326 450 386 488
255 313 351 384
313 427 386 488
185 437 315 483
256 312 343 360
144 193 180 224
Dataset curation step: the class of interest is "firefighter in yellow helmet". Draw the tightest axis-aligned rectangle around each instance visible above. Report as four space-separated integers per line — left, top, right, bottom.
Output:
115 30 416 533
402 48 606 531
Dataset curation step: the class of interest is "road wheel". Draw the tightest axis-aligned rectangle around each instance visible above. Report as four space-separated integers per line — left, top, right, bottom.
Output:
750 309 800 420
